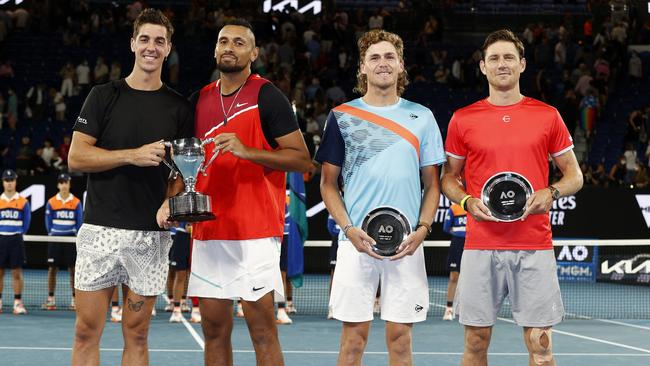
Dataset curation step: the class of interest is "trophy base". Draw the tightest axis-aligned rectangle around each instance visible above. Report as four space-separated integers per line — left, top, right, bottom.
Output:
362 207 411 257
169 192 215 223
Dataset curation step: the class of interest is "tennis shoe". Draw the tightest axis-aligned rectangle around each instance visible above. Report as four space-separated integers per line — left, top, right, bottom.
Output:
13 301 27 315
286 301 297 314
110 306 122 322
169 308 184 323
276 308 293 324
442 306 455 321
190 307 202 323
181 300 191 313
41 297 57 310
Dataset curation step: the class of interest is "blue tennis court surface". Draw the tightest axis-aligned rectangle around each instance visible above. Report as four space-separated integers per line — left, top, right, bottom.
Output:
1 271 649 365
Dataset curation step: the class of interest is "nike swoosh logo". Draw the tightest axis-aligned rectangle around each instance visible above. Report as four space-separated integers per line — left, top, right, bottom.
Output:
252 286 265 291
236 102 248 108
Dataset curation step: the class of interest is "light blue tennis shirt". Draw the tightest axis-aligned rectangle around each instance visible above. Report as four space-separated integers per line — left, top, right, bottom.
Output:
315 97 446 240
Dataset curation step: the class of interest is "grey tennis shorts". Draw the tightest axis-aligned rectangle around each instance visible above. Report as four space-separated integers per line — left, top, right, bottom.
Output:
454 249 564 327
74 223 173 296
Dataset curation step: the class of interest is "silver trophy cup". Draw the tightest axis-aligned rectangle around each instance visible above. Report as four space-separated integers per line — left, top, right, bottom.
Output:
162 137 217 222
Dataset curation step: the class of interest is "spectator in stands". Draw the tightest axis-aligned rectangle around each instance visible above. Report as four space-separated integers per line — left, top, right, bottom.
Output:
50 151 64 172
559 89 578 136
51 88 66 122
93 56 109 84
554 39 566 67
534 37 552 67
126 1 143 22
609 155 627 186
0 60 14 79
0 93 4 127
574 66 593 97
109 60 122 81
278 39 295 73
579 87 598 139
7 88 17 121
611 22 627 45
25 83 46 121
41 138 55 167
58 134 71 166
60 62 76 97
624 143 638 184
368 9 383 30
634 165 649 188
593 28 607 48
32 148 49 175
76 60 91 95
15 136 34 176
325 79 346 106
11 7 30 30
627 108 645 146
0 169 31 315
628 50 642 83
581 162 597 185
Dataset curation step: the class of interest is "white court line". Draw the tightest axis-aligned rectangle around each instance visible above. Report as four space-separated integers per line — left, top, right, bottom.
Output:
498 317 650 354
593 319 650 331
0 346 648 357
180 315 205 350
0 347 202 352
567 311 650 331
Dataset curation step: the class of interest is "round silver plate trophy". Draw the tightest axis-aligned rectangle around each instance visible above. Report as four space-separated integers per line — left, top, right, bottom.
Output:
361 207 411 256
162 137 217 222
481 171 533 222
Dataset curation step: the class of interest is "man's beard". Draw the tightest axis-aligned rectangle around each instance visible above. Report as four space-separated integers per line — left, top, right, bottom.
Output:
216 59 248 73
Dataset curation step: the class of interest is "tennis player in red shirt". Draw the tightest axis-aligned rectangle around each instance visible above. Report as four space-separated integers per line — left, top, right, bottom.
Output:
442 29 583 366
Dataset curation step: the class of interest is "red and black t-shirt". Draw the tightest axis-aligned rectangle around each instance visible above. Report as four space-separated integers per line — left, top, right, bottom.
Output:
190 74 299 241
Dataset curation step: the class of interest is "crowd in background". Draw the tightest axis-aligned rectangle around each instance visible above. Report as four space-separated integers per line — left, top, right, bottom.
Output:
0 0 648 188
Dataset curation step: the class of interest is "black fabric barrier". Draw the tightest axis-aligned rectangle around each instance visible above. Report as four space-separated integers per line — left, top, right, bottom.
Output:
12 176 650 273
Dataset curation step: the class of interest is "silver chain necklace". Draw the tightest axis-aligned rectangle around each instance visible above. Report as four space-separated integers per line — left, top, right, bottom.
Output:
218 78 247 126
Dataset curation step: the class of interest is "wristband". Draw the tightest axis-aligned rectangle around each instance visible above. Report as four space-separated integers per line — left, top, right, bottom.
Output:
342 224 354 237
416 221 432 235
459 194 472 211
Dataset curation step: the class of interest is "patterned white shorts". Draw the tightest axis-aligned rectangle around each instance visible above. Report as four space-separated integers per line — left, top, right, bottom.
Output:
74 223 173 296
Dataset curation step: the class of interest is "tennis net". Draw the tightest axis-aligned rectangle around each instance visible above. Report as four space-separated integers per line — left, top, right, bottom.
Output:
3 236 649 319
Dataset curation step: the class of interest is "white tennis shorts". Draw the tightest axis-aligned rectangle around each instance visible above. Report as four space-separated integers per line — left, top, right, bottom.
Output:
330 241 429 323
187 237 284 302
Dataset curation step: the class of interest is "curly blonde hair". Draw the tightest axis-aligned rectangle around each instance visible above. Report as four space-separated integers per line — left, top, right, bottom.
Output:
354 30 409 96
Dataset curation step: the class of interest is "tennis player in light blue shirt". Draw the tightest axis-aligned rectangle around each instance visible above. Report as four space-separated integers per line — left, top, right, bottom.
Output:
316 29 445 365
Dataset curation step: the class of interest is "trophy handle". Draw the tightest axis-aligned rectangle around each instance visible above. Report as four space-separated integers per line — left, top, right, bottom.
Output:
199 138 219 176
161 141 181 179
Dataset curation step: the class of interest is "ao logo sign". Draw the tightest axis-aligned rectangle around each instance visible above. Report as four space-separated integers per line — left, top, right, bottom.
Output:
378 225 394 234
501 191 515 199
557 245 589 261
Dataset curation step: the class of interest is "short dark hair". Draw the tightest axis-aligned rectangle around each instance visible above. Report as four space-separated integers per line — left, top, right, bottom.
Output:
221 18 256 46
132 8 174 41
223 18 255 33
481 29 525 60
